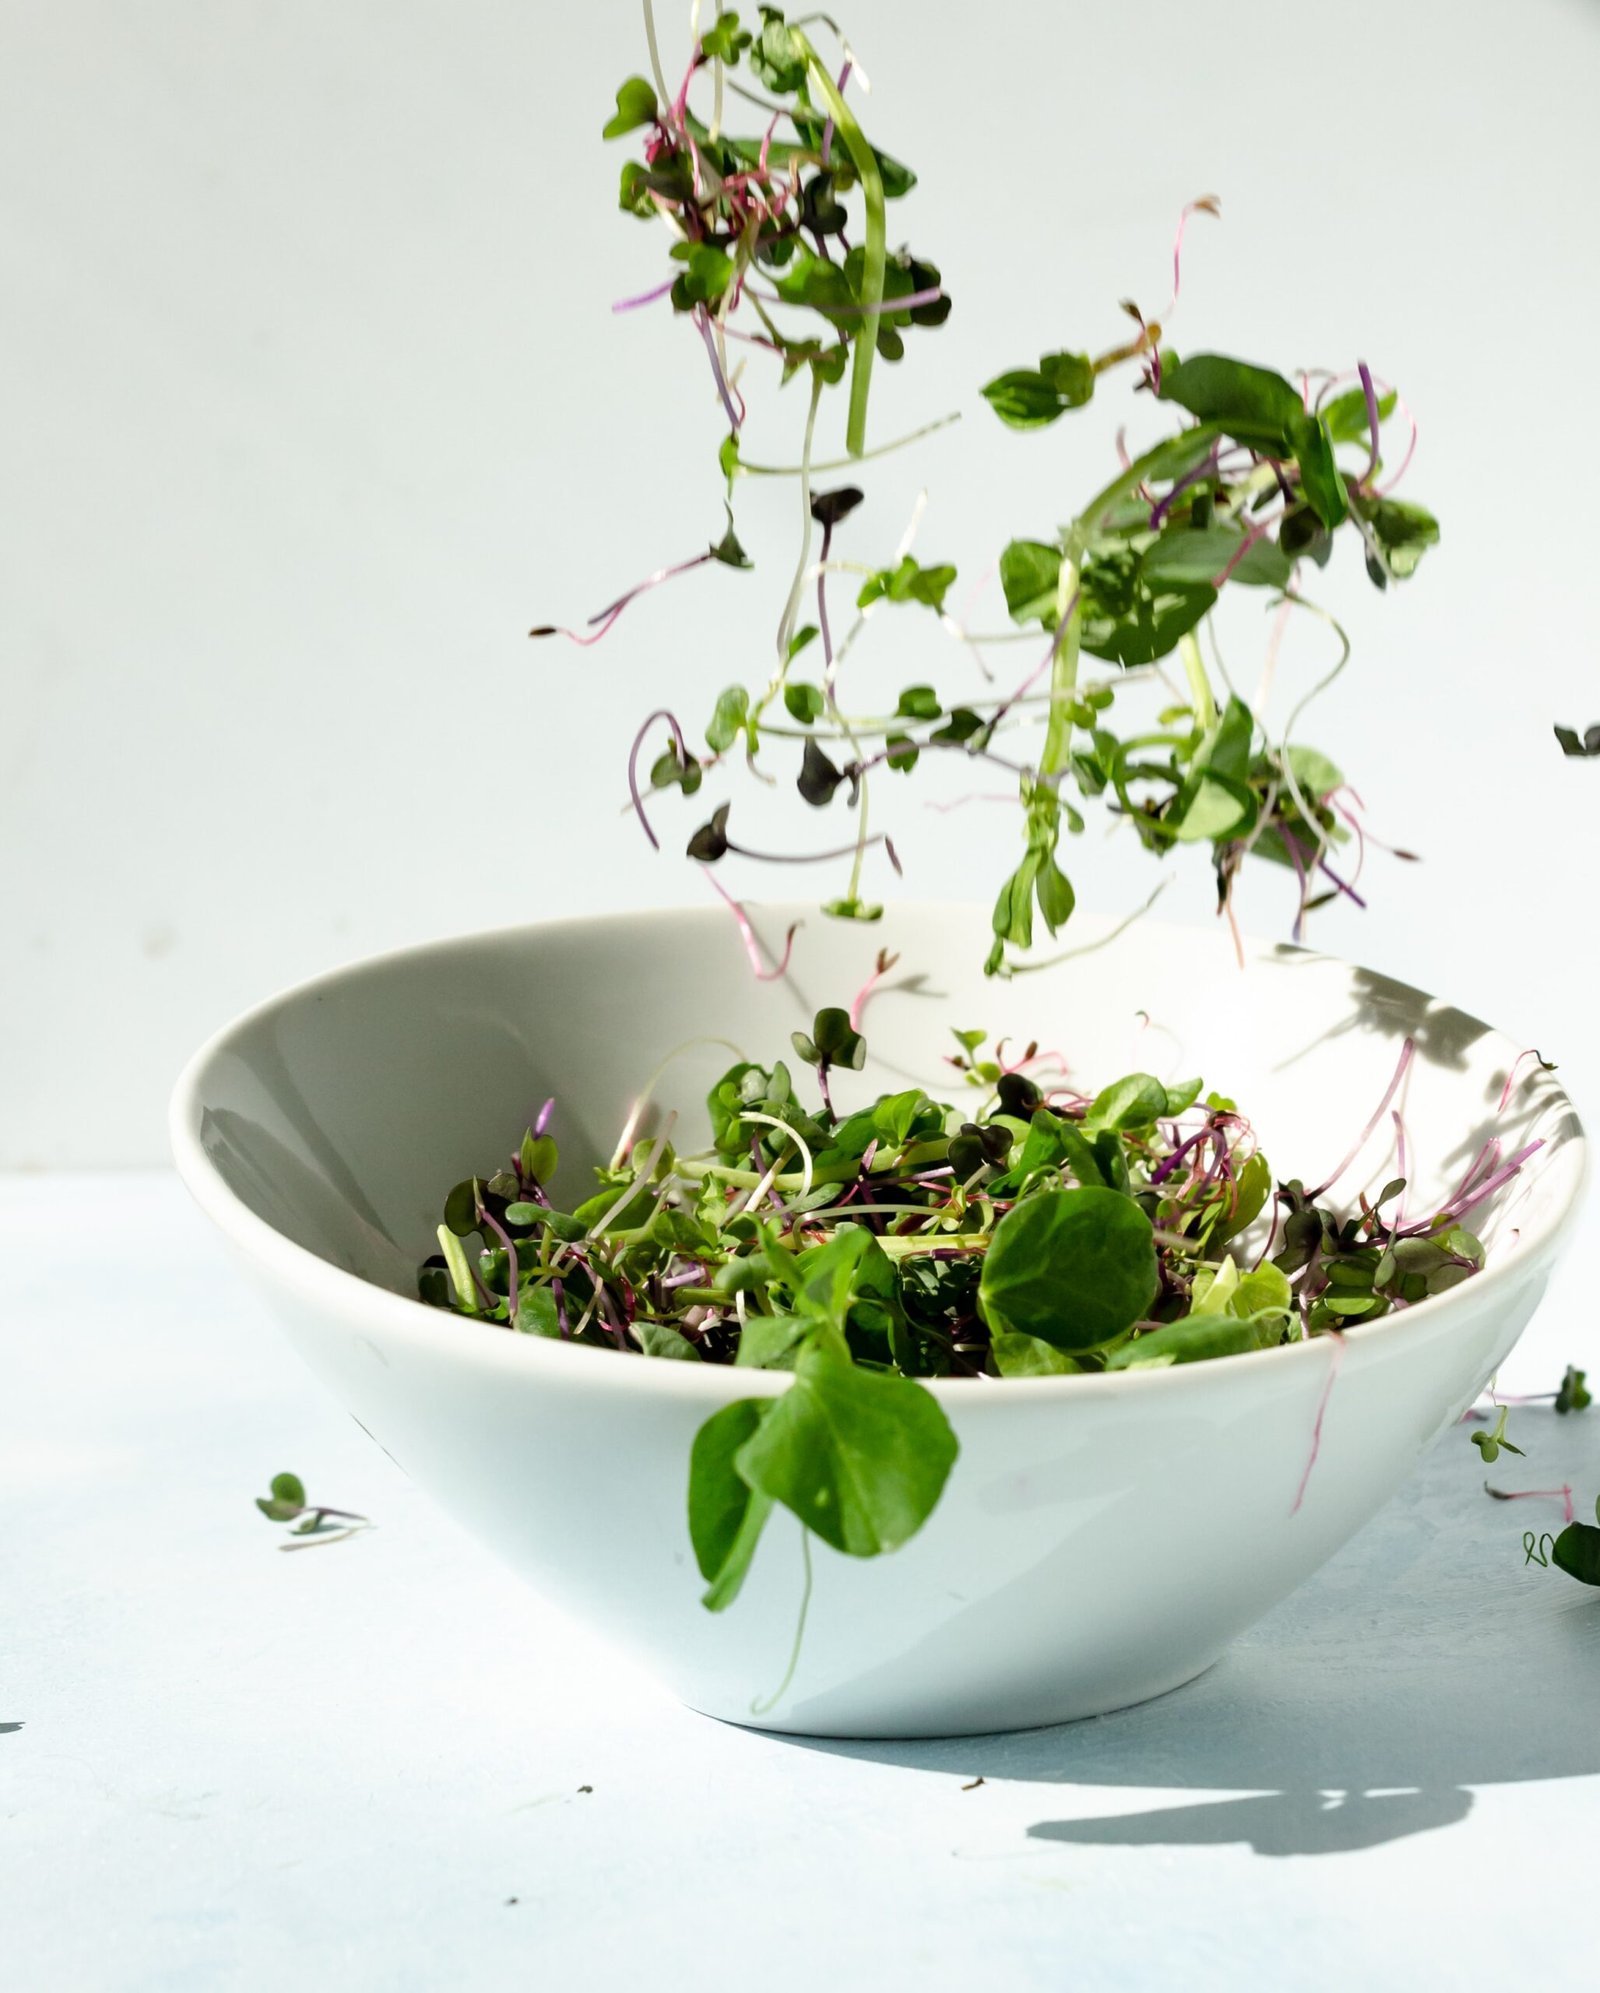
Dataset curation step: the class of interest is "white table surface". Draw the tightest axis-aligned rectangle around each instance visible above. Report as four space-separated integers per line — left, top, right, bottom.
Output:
6 1174 1598 1991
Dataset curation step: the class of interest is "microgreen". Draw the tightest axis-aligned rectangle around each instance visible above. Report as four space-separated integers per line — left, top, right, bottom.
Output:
254 1473 370 1549
537 9 1440 971
419 1013 1535 1612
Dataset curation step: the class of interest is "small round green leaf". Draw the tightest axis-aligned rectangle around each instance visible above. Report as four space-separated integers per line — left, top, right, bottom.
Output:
978 1187 1157 1351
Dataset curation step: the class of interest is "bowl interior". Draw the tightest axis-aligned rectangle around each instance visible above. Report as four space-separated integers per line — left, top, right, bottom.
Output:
174 903 1582 1322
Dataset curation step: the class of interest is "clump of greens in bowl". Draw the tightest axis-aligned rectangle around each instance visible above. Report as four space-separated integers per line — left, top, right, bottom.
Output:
420 1009 1538 1612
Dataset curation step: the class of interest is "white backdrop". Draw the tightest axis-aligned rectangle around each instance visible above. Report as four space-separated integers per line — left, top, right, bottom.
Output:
6 0 1600 1193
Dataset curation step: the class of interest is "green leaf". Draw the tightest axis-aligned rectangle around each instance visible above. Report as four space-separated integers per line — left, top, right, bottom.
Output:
1157 353 1303 445
1231 1262 1293 1319
1040 351 1095 401
706 685 750 752
1282 743 1344 799
1077 550 1215 668
896 684 942 721
256 1470 306 1522
1143 527 1291 590
733 1339 959 1557
1105 1309 1285 1370
990 1331 1084 1377
806 1006 867 1072
602 76 660 139
671 242 736 309
1204 1149 1272 1249
998 539 1062 627
793 1224 877 1333
1289 411 1348 528
981 355 1093 429
688 1400 776 1610
1083 1073 1168 1134
1359 496 1440 579
857 555 957 612
501 1204 586 1243
750 10 808 92
979 1187 1158 1351
1322 384 1396 444
1191 1255 1242 1316
783 680 825 723
640 1322 702 1360
735 1314 809 1371
514 1287 563 1337
700 11 752 63
1034 858 1075 933
1551 1521 1600 1587
1556 1365 1592 1415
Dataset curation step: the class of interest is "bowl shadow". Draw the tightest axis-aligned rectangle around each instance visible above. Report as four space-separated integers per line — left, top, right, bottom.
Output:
770 1411 1600 1856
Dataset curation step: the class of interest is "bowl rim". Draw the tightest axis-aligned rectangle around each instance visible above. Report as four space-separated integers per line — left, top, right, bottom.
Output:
169 903 1589 1407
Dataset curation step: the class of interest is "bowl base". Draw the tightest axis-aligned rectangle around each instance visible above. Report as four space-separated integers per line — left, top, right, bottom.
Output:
681 1653 1223 1742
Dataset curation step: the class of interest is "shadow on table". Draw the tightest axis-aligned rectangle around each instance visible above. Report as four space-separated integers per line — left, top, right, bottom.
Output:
778 1461 1600 1857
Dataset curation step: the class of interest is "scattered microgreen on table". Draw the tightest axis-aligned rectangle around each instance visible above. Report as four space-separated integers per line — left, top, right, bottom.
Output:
254 1473 371 1550
417 1014 1536 1611
533 5 1440 972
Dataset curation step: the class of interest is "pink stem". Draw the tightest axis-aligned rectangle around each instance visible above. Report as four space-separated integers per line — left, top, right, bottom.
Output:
701 868 798 981
1307 1038 1415 1199
1291 1331 1346 1514
611 277 675 314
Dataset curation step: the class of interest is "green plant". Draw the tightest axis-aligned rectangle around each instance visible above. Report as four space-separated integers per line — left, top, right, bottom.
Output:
538 6 1439 971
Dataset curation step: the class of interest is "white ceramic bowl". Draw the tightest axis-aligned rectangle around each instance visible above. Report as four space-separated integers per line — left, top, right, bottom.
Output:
170 905 1584 1737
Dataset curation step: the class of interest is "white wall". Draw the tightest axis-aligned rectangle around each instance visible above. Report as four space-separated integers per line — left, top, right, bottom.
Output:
7 0 1600 1179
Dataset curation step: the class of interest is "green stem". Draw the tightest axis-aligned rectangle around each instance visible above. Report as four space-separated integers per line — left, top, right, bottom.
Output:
736 412 962 478
1039 563 1082 781
798 39 884 456
641 0 670 112
749 1529 814 1716
1178 630 1216 732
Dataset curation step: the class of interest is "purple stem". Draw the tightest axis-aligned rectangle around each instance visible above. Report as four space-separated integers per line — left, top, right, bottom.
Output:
1150 1123 1219 1187
726 831 891 865
696 306 743 430
627 708 690 851
533 549 714 646
817 522 835 679
819 60 851 167
1291 1331 1347 1514
1148 444 1221 529
612 277 676 314
1307 1037 1415 1199
1437 1140 1544 1225
1388 1108 1409 1237
1358 360 1381 484
476 1201 520 1320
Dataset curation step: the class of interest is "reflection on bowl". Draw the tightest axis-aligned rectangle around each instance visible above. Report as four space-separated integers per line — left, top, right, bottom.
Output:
170 905 1584 1737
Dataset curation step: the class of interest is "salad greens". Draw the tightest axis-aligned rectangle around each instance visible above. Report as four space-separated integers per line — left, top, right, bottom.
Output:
417 1010 1538 1610
534 4 1440 971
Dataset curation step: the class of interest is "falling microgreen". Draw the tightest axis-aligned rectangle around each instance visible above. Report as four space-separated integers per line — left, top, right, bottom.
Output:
538 10 1441 972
